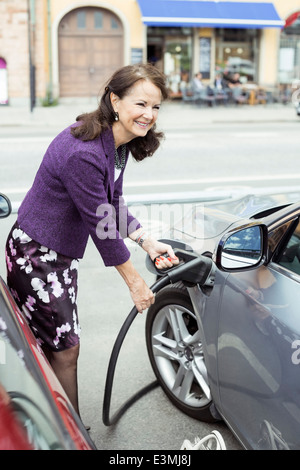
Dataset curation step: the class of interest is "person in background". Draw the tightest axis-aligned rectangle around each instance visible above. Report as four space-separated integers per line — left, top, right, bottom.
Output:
5 63 179 420
192 72 204 95
192 72 204 93
214 73 226 91
229 72 242 88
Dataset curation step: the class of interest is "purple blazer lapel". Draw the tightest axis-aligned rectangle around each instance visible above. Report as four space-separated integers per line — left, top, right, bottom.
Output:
101 127 116 203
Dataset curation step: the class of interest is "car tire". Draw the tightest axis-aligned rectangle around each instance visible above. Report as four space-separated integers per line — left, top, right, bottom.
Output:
146 283 216 422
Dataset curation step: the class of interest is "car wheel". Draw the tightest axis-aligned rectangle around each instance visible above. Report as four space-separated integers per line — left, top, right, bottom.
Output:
146 283 216 422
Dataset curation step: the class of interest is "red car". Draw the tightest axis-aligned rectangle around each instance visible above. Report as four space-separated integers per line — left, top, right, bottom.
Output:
0 193 96 450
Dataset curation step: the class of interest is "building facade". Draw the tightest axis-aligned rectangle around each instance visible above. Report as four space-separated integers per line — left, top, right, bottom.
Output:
0 0 299 106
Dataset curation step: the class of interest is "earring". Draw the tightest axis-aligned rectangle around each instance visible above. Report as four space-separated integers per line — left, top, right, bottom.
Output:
114 112 119 121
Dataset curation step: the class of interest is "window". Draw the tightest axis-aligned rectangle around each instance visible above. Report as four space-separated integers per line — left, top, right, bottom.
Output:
77 11 86 29
0 332 65 449
94 11 103 29
215 28 259 82
111 18 119 30
277 218 300 275
147 27 193 91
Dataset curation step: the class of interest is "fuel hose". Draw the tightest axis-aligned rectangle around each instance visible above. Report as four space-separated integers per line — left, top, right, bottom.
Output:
102 274 171 426
102 248 214 426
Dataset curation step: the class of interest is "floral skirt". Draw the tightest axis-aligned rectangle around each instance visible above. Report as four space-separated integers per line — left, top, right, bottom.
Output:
5 222 81 352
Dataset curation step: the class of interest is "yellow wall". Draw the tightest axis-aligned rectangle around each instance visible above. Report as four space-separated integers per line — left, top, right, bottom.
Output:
260 0 300 86
275 0 300 21
259 29 281 86
50 0 144 48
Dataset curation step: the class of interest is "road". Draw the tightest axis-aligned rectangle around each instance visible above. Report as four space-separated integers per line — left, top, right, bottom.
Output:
1 101 299 207
0 101 299 450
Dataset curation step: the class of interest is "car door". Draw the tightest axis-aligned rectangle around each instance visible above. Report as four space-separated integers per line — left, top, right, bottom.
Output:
216 213 300 450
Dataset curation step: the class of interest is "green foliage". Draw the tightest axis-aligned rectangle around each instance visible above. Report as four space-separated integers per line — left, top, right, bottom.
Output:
41 89 58 107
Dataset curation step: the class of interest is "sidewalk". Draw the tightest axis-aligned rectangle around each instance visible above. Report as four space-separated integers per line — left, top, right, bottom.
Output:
0 100 298 130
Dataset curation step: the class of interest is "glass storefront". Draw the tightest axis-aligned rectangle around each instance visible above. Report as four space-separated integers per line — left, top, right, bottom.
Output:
215 28 260 83
147 26 261 94
147 27 193 95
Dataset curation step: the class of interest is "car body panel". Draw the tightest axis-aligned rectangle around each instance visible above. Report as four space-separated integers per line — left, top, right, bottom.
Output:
0 276 96 450
0 192 96 450
0 387 34 450
160 193 300 450
216 264 300 450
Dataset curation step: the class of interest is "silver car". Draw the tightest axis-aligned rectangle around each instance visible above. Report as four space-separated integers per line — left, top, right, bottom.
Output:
146 192 300 450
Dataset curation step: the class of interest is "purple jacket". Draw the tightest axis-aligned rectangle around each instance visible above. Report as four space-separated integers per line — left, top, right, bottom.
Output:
17 125 141 266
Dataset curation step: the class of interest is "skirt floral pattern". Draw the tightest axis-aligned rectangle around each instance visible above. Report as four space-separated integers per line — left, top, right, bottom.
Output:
5 222 81 352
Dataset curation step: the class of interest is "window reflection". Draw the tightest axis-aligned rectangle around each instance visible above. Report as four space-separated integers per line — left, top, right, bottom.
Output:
224 226 262 260
0 333 64 449
221 226 262 269
278 218 300 276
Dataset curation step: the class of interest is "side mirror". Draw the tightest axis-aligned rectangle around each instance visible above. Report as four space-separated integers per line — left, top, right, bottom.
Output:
0 193 12 219
216 224 268 271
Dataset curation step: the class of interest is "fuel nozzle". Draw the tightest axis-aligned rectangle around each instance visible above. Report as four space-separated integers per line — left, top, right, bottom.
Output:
146 240 215 288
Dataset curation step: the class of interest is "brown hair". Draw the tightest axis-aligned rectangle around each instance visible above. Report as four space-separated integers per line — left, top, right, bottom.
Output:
71 63 169 161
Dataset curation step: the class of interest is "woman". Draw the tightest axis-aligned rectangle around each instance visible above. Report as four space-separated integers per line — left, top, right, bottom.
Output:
5 63 178 416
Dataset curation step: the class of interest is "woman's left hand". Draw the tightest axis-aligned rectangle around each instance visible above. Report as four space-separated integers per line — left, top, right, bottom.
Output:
142 238 179 270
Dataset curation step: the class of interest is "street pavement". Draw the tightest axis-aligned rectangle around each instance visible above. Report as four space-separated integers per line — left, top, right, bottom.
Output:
0 100 298 451
0 97 297 130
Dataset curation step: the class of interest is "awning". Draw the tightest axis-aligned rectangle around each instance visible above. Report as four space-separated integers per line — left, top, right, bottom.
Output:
137 0 285 29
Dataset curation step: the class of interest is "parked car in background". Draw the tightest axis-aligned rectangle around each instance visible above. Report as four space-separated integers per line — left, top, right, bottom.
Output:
146 191 300 450
0 193 96 450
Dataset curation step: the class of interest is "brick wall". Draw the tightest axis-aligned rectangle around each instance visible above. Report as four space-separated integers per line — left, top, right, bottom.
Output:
34 0 47 102
0 0 30 102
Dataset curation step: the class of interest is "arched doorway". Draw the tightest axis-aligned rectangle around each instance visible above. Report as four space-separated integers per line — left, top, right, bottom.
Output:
58 6 124 98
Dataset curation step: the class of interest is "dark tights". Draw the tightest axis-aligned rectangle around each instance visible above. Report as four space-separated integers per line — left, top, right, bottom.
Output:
44 343 80 415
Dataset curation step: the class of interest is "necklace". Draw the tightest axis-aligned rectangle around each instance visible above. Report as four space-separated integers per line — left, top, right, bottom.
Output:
114 145 126 170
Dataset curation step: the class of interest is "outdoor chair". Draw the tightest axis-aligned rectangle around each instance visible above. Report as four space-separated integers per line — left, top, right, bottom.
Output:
232 87 249 104
195 87 216 106
181 86 198 103
213 88 229 105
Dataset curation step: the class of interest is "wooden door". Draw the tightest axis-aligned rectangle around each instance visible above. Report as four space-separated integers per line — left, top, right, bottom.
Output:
58 7 124 97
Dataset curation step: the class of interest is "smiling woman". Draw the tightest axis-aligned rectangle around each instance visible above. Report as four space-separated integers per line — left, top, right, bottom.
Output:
5 63 178 424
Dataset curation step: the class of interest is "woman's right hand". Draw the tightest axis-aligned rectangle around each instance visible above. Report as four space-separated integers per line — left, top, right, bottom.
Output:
128 276 155 314
115 259 154 313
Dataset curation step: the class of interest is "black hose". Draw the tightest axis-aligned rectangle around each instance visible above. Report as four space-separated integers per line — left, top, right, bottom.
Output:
102 275 171 426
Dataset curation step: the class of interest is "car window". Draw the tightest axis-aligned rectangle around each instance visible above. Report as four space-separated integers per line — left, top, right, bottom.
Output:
0 331 65 450
277 218 300 276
